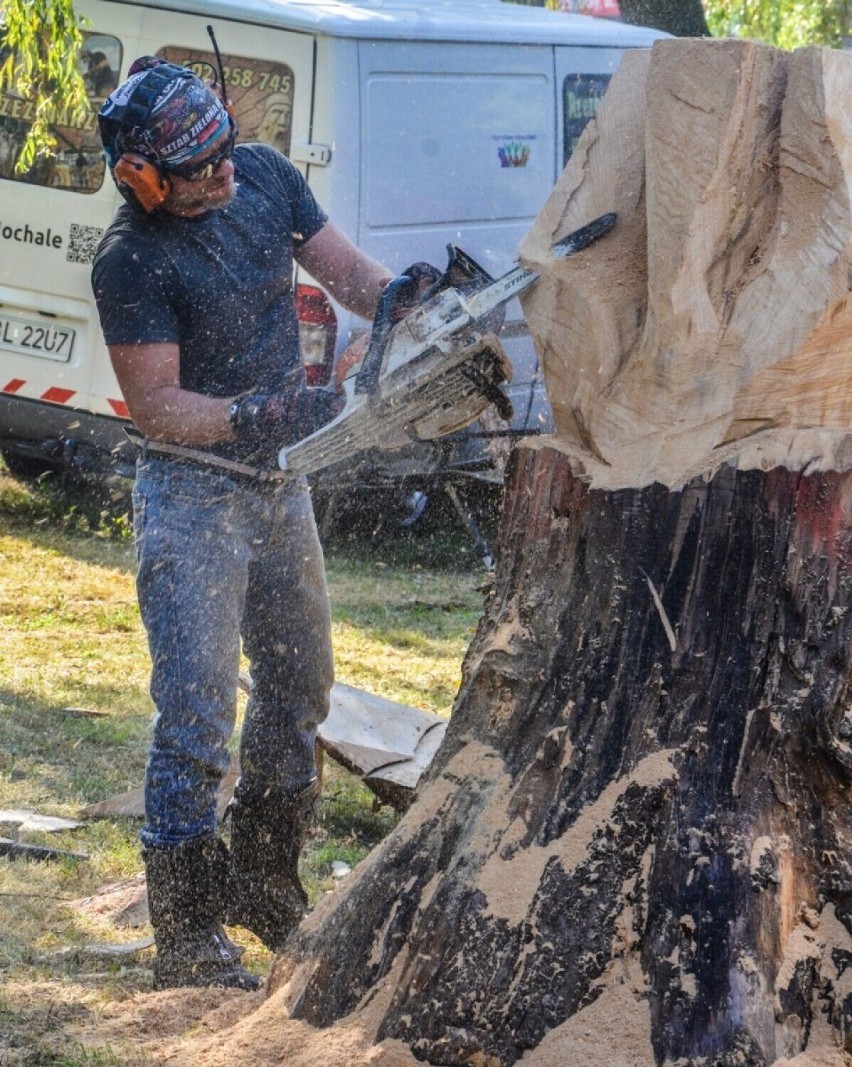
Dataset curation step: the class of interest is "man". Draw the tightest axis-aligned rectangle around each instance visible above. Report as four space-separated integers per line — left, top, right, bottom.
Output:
91 57 399 991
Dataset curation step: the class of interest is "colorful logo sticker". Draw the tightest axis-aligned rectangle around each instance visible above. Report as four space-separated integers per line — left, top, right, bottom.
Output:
495 135 535 168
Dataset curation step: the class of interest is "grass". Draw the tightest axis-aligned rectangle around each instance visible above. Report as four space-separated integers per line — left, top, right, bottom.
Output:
0 464 488 1064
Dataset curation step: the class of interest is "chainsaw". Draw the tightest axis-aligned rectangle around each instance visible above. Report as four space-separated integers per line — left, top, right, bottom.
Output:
277 213 617 477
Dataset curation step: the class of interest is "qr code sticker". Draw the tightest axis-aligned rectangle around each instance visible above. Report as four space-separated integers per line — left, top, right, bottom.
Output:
67 223 104 264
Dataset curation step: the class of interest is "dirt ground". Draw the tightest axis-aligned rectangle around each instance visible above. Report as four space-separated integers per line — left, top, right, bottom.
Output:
44 964 852 1067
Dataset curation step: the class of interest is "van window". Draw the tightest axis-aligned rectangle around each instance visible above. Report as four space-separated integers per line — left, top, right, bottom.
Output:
159 47 294 158
0 31 121 193
563 73 611 165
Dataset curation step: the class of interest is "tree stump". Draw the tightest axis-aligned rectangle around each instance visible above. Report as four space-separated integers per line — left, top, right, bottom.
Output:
267 39 852 1065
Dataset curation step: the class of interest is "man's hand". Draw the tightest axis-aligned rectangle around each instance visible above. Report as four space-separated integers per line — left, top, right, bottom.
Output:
333 264 440 390
230 385 345 452
390 262 442 321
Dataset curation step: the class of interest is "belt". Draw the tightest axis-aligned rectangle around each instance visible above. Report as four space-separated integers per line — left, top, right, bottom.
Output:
125 429 291 484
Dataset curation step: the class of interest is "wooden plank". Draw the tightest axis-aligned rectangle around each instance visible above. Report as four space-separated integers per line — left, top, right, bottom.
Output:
0 838 88 862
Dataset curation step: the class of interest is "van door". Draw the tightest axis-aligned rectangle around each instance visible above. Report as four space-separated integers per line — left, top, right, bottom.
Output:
0 15 125 445
355 39 556 455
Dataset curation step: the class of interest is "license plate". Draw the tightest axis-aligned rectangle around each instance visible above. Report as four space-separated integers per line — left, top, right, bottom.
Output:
0 312 75 363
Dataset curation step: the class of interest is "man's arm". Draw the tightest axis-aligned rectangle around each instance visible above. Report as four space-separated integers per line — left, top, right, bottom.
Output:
296 221 392 321
108 341 235 445
110 223 392 444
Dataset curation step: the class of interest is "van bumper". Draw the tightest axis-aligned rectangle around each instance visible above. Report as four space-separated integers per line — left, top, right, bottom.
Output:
0 394 135 475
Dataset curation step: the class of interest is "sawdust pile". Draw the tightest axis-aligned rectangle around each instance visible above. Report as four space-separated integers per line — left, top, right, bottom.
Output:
65 971 656 1066
69 983 421 1066
64 958 849 1067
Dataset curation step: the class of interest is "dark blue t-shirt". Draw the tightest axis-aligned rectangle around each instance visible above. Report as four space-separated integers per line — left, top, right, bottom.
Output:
91 143 327 458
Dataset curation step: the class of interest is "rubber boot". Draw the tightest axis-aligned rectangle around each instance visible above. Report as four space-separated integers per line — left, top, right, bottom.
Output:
143 835 261 991
224 779 318 952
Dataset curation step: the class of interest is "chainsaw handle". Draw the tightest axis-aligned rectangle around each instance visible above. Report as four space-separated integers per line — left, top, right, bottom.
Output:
354 275 415 396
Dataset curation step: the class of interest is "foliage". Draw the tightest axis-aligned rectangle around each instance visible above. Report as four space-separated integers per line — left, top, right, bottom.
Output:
704 0 847 48
0 0 89 172
506 0 848 45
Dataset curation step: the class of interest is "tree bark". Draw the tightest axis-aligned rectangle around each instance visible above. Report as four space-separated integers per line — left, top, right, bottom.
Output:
265 39 852 1066
271 446 852 1064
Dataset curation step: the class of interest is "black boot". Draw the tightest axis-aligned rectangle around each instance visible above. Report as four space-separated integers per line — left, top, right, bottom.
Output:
144 835 261 991
224 779 318 952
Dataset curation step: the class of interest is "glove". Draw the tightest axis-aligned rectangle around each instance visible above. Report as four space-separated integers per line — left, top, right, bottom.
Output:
229 385 345 453
389 261 443 321
400 261 442 288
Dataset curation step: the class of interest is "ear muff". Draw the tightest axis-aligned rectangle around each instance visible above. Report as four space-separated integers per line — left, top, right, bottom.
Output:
113 152 172 213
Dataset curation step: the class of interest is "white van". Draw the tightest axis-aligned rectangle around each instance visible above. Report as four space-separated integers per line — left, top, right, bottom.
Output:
0 0 662 486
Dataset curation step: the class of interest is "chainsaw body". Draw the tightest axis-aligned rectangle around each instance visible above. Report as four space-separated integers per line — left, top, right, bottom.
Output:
277 213 616 478
278 244 516 477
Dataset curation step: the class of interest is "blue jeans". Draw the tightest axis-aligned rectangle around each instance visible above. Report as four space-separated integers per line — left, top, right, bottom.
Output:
132 457 334 850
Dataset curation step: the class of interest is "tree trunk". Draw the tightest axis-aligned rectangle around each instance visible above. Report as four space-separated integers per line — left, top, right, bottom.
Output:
266 39 852 1065
618 0 709 36
271 447 852 1064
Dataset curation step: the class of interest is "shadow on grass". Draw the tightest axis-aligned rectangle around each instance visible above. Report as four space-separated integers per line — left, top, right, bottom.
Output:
0 687 150 809
0 469 137 575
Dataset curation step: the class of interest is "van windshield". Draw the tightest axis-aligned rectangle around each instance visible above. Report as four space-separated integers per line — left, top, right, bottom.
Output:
0 31 121 194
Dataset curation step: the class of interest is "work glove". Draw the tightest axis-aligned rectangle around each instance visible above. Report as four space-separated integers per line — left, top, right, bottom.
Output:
337 264 443 393
400 261 443 289
229 384 345 457
389 261 443 321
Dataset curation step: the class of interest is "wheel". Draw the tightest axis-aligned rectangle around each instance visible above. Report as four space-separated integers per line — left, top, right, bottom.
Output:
0 448 56 480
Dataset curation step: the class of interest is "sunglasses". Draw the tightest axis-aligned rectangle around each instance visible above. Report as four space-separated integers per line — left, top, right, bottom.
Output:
167 127 236 182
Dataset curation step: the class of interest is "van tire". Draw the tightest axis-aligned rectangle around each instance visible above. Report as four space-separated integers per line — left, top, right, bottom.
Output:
0 449 56 480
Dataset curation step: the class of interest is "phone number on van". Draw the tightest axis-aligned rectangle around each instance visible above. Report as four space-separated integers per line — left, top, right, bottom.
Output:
0 313 74 363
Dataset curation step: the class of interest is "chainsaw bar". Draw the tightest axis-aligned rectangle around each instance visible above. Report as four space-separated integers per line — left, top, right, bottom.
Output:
465 212 617 321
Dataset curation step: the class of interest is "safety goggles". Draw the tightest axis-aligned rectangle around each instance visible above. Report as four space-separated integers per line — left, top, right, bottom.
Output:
166 126 236 181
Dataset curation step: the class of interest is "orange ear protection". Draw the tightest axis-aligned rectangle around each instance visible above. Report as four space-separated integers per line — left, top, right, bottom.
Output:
113 151 172 213
99 60 189 213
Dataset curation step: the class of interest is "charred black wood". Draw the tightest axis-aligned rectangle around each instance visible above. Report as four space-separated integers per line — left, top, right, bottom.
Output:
273 446 852 1065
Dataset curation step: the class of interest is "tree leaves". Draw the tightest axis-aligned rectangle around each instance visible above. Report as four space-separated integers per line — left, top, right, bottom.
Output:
0 0 88 173
618 0 710 36
704 0 847 48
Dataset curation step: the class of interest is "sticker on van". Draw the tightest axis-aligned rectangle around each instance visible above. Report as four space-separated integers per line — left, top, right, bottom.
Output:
495 135 535 168
159 47 295 158
0 31 122 194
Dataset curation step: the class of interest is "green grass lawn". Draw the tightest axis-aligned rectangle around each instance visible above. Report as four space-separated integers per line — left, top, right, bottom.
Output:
0 465 487 1065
